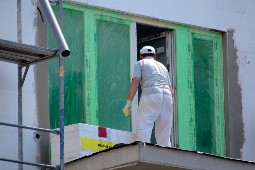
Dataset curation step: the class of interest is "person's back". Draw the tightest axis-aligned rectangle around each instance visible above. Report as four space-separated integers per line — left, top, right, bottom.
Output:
136 57 171 96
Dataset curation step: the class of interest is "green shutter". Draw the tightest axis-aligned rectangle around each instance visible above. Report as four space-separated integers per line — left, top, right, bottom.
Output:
48 7 85 129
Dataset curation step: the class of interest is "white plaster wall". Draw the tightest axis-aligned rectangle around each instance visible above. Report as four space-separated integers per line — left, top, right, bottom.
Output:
71 0 255 161
0 0 39 169
0 1 19 169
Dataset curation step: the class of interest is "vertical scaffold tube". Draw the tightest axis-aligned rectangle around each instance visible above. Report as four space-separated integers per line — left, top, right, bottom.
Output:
58 0 65 169
18 65 23 170
17 0 23 169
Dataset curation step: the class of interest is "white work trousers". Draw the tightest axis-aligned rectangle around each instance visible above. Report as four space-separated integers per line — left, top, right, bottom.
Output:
136 91 173 147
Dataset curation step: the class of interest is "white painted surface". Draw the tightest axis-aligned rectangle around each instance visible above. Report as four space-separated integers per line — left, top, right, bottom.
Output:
130 22 138 133
0 0 20 167
73 0 253 31
0 0 254 168
0 0 17 41
50 123 136 165
0 0 39 169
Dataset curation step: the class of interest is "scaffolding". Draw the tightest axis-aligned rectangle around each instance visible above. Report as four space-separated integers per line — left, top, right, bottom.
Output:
0 0 69 169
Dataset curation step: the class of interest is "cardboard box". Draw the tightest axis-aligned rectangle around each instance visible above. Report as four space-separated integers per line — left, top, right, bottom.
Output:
50 123 136 165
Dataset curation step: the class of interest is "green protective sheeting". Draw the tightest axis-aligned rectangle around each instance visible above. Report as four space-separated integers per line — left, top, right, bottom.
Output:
175 28 194 150
193 38 216 154
191 33 224 156
96 19 131 131
48 7 85 129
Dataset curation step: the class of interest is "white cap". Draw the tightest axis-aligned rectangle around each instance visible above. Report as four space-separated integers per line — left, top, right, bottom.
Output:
140 46 156 55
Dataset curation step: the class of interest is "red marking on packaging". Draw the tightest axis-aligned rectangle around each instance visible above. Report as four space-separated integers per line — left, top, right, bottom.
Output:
98 126 107 138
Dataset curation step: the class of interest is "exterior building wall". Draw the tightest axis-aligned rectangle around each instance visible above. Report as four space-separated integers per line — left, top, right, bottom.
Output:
0 0 48 169
0 1 254 169
70 0 255 161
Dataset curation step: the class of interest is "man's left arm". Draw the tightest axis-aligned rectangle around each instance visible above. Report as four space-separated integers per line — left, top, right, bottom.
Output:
128 77 140 101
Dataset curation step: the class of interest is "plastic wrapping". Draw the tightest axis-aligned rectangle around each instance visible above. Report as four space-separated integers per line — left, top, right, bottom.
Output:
48 8 85 129
96 20 131 131
193 37 216 154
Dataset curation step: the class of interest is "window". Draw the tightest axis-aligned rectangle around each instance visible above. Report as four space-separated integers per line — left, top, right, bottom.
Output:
48 3 225 156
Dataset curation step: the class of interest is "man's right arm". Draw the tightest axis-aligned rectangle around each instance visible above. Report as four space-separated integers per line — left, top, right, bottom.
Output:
123 77 140 117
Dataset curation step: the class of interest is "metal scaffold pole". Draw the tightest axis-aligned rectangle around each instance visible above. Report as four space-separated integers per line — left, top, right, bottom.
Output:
18 65 23 170
58 0 65 169
17 0 23 169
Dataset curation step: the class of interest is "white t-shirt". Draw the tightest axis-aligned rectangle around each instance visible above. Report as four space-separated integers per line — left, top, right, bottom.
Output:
132 57 171 96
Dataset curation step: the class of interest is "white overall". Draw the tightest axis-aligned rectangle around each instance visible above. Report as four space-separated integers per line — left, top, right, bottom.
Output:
136 89 173 147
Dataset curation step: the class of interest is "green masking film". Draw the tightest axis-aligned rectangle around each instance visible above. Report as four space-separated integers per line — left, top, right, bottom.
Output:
193 37 216 154
191 33 225 156
175 28 196 150
83 9 98 125
48 7 85 129
176 29 224 156
96 19 131 131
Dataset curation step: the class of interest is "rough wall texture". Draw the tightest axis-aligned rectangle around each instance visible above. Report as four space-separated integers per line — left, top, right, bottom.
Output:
226 30 244 159
34 0 50 165
0 0 47 169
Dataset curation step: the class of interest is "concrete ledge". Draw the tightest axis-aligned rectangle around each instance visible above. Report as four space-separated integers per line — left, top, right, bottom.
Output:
65 142 255 170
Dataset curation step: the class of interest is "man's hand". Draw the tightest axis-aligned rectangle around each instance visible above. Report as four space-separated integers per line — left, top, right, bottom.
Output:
123 100 132 117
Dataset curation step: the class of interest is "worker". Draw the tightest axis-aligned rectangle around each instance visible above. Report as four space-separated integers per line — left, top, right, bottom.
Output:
123 46 173 147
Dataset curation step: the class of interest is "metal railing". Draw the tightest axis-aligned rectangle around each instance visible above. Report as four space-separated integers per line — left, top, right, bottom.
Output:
0 122 59 170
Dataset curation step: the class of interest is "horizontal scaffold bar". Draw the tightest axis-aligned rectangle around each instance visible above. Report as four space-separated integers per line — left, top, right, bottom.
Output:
0 157 56 169
0 122 59 134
